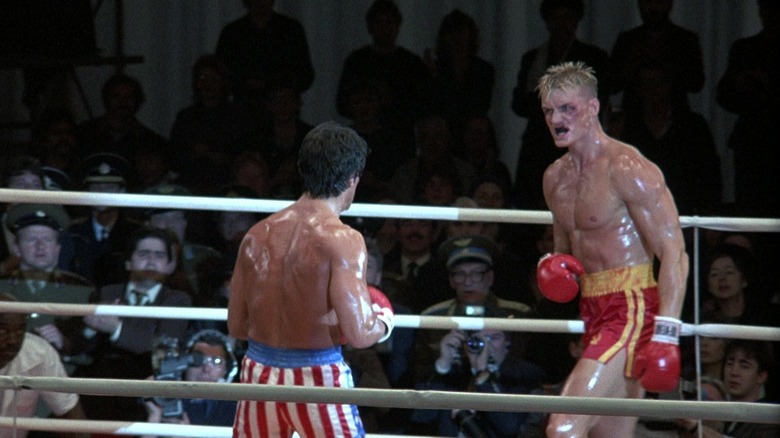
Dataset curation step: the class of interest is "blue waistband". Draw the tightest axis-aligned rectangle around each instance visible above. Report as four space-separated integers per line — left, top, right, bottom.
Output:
246 340 343 368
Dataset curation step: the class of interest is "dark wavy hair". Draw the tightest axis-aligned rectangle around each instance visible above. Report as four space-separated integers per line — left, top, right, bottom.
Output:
297 122 367 198
125 227 176 262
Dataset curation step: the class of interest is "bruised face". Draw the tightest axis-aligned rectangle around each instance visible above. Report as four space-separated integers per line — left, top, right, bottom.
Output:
541 88 599 148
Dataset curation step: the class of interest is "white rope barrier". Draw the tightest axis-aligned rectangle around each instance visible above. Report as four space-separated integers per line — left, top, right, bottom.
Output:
1 376 777 425
2 189 779 230
2 302 779 341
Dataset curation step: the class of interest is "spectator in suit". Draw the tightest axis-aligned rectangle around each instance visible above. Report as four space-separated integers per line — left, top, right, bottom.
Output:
215 0 314 110
389 114 476 205
424 9 495 129
510 0 613 209
678 340 778 437
169 54 254 195
382 218 439 314
336 0 431 142
65 227 192 422
619 61 721 215
143 183 223 301
716 0 779 217
77 73 168 169
611 0 705 115
68 153 141 286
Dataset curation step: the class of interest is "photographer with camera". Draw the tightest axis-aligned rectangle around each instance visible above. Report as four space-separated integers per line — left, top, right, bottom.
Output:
141 329 238 437
408 235 544 436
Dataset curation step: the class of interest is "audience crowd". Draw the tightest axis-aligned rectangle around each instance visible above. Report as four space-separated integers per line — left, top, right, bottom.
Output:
1 0 778 436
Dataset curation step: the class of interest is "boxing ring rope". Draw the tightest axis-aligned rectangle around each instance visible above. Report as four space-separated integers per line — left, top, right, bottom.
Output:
1 302 779 342
1 189 779 436
1 376 778 423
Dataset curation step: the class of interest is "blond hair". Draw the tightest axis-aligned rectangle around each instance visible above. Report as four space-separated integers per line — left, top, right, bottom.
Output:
536 61 598 101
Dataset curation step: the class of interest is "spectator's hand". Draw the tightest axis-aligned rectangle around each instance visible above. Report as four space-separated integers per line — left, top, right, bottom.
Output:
34 324 64 350
84 314 120 333
142 376 163 423
437 329 466 371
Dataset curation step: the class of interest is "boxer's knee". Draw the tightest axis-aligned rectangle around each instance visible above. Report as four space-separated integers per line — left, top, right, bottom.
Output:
546 413 588 438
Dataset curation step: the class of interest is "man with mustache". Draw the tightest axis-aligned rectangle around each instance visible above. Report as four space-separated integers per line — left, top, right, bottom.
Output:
63 227 191 422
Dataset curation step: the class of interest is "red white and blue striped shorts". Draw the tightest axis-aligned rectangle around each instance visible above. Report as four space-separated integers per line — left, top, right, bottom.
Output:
233 341 365 438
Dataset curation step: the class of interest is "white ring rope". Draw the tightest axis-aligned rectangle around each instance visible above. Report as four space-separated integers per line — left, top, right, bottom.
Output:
1 302 779 341
1 376 778 425
2 189 779 230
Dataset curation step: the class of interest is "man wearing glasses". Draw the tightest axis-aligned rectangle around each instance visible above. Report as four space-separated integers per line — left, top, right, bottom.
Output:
142 329 239 431
408 235 541 434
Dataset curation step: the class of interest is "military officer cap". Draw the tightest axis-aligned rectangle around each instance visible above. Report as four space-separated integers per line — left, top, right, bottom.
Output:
5 203 69 233
438 234 499 270
42 166 72 191
78 152 129 186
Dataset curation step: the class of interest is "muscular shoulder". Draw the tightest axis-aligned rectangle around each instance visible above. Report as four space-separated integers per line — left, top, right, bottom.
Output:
319 222 365 259
542 154 575 193
610 143 667 204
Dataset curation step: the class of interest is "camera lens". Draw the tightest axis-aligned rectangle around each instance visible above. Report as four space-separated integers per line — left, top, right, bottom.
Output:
466 335 485 354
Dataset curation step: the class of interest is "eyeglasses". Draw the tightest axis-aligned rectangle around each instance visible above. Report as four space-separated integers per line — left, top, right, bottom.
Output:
450 269 489 283
192 355 225 368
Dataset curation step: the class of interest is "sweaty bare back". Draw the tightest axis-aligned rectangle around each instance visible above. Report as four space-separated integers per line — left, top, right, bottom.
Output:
228 196 383 350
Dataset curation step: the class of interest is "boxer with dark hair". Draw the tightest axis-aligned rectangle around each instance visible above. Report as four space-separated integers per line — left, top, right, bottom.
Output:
229 122 394 437
536 62 688 437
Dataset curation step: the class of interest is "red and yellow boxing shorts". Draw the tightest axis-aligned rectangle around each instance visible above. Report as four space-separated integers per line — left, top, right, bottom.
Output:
579 263 659 377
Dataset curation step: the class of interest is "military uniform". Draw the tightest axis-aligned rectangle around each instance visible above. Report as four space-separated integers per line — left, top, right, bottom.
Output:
1 202 94 331
0 269 92 330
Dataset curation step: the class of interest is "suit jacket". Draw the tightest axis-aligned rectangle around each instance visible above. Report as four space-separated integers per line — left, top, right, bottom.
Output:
68 212 141 286
67 283 191 371
67 282 191 421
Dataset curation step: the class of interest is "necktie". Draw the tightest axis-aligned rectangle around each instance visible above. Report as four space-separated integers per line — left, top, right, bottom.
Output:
100 227 109 241
132 290 149 306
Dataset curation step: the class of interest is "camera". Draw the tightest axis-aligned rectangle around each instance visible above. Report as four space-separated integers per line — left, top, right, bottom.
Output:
466 334 485 355
148 336 204 418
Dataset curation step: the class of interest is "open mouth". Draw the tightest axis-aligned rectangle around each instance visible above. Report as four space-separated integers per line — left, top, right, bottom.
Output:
554 127 569 136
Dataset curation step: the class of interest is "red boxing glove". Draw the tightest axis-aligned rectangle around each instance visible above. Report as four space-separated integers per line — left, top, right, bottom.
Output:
634 316 682 393
536 253 585 303
368 286 394 343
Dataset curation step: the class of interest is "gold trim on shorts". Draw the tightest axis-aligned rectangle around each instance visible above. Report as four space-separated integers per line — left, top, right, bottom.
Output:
581 263 657 298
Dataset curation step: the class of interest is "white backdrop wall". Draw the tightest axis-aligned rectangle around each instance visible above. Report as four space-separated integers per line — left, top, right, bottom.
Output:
0 1 764 202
